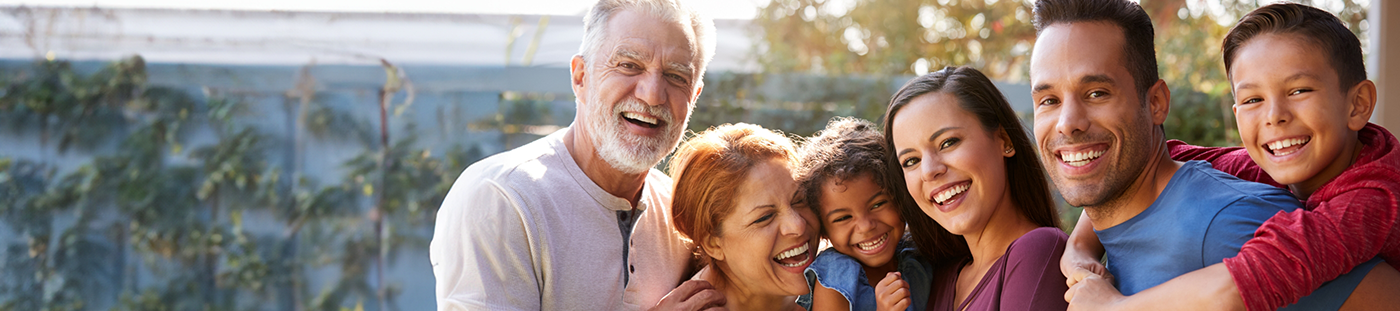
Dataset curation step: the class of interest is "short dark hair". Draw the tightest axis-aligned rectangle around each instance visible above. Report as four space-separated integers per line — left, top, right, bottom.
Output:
881 66 1060 262
1223 3 1366 89
1033 0 1159 101
795 117 888 226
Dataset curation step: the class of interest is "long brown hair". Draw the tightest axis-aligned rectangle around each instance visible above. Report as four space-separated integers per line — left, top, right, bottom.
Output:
880 66 1060 263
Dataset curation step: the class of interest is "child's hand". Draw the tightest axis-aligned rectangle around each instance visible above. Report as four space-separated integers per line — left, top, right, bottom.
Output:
874 272 910 311
1065 272 1126 311
1064 265 1113 290
1062 211 1109 288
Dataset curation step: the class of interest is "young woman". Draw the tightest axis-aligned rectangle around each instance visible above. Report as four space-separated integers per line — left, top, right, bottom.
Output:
883 67 1068 310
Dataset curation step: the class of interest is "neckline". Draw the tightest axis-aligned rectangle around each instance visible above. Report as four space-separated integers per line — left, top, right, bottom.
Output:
945 227 1056 311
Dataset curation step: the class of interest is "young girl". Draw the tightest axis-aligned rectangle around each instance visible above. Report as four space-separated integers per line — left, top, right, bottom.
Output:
796 117 933 311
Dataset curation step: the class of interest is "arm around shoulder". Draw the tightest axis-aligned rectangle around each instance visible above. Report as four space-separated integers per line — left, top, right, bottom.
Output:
430 178 541 310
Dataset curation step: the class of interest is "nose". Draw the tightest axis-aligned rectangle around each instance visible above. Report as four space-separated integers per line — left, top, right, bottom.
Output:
1055 98 1090 137
1264 99 1291 126
778 206 810 238
634 70 667 107
855 214 877 234
919 155 947 182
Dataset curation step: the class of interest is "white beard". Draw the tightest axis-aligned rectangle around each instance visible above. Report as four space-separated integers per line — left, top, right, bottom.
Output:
583 96 687 175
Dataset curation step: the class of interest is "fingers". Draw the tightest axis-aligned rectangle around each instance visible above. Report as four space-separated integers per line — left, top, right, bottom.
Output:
1065 265 1113 288
876 272 911 311
667 280 714 298
680 286 726 311
876 272 903 289
1065 279 1080 303
893 297 910 311
655 280 726 311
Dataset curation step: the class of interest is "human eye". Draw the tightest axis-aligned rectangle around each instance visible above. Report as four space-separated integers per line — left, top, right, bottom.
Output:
900 156 920 169
617 62 642 72
1238 97 1262 106
1087 90 1108 99
871 200 888 210
666 73 690 85
939 137 961 150
1289 88 1313 96
752 212 774 225
832 215 852 223
1037 97 1060 107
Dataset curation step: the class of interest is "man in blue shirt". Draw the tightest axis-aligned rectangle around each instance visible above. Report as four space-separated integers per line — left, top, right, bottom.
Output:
1026 0 1380 309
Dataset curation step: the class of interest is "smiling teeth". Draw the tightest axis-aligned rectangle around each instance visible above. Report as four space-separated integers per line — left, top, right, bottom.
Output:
1062 150 1105 167
934 183 969 205
622 112 658 125
1266 137 1310 155
774 243 809 266
856 234 887 251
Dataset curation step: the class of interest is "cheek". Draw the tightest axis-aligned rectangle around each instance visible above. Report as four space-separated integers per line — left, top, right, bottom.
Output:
902 171 921 197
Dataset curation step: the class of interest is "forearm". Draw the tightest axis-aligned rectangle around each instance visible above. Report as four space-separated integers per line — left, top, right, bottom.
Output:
1114 264 1244 311
1229 198 1394 311
1062 210 1105 277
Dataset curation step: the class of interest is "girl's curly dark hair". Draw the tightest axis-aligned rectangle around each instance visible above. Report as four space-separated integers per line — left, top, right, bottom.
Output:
794 117 888 225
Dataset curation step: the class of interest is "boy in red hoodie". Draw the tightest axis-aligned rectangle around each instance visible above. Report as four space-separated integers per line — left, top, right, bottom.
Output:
1061 3 1400 310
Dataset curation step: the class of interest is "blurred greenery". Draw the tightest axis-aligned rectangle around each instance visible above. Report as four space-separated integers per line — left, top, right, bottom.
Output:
746 0 1370 228
0 57 481 311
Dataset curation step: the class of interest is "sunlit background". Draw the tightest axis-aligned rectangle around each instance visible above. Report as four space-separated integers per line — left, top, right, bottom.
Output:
0 0 1392 310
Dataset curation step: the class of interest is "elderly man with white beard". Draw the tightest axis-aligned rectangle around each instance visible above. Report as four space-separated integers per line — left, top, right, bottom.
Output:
428 0 726 310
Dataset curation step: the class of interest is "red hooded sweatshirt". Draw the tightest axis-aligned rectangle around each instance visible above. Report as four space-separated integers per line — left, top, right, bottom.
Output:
1167 123 1400 311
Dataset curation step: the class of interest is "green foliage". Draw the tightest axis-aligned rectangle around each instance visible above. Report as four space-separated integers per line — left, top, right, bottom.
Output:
753 0 1369 148
0 58 470 310
756 0 1036 78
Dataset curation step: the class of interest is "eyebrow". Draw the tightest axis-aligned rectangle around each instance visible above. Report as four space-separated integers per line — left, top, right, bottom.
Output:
610 48 645 63
1236 72 1321 91
1033 74 1116 94
825 207 850 219
666 62 695 76
866 190 888 204
897 127 961 157
1033 83 1053 93
1081 74 1114 85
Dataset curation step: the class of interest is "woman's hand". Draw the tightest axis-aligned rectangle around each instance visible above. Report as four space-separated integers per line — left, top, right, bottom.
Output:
874 272 911 311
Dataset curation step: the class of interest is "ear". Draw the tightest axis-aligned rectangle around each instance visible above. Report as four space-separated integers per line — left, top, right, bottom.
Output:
1147 79 1172 125
703 234 725 262
690 79 705 106
1345 80 1377 131
570 55 589 104
996 127 1015 158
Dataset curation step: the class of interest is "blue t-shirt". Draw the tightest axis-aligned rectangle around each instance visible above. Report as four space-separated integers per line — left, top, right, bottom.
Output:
798 239 932 311
1096 161 1376 310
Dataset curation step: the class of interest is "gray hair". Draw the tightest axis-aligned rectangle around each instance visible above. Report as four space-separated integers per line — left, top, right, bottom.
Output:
578 0 716 83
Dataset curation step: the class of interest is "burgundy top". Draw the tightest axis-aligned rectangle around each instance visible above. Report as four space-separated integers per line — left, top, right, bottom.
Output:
1168 123 1400 311
926 227 1069 311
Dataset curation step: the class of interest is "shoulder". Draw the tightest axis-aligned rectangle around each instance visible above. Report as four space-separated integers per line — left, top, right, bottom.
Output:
438 133 573 227
643 168 675 209
1005 227 1068 264
809 248 861 274
1173 161 1299 211
806 249 863 297
1315 124 1400 202
463 132 570 190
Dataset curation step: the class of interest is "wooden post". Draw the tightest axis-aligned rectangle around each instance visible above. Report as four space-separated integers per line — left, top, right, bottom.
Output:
1372 0 1400 128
